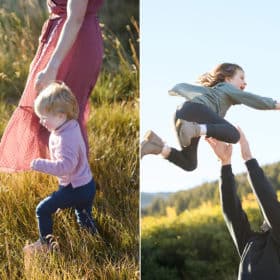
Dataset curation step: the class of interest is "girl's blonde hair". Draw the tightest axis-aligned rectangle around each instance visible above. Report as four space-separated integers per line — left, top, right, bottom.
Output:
34 81 79 120
197 63 243 87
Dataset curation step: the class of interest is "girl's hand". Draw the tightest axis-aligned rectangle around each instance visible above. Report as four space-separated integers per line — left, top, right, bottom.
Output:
168 90 179 96
35 65 58 93
275 102 280 110
206 137 232 165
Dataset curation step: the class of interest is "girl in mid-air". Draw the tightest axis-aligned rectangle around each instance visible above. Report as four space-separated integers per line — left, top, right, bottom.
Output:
141 63 280 171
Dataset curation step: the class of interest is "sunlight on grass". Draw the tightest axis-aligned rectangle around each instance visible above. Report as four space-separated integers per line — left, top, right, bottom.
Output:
0 1 139 279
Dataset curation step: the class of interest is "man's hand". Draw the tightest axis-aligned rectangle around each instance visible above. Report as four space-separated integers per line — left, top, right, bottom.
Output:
206 137 232 165
237 127 253 161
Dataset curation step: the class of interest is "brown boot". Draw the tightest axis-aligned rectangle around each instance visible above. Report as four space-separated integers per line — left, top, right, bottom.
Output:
23 240 50 273
176 119 200 147
141 130 164 158
23 240 50 255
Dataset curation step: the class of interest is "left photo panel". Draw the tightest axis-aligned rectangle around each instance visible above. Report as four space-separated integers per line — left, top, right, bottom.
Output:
0 0 139 279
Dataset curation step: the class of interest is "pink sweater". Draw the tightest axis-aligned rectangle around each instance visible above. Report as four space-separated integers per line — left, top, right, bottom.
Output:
31 120 92 188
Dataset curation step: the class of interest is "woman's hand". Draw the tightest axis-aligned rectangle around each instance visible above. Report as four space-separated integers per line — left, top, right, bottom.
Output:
35 0 89 93
35 65 58 93
206 137 232 165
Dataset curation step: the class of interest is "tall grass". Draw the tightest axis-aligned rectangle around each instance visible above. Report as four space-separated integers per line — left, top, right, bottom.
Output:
0 1 139 279
93 18 139 104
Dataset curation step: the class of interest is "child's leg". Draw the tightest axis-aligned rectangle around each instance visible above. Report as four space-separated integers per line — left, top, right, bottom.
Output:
75 207 98 234
73 180 97 234
177 102 240 143
165 102 239 171
36 184 82 242
37 180 96 241
167 137 200 171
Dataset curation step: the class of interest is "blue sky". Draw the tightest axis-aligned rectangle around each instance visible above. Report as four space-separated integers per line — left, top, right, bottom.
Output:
140 0 280 193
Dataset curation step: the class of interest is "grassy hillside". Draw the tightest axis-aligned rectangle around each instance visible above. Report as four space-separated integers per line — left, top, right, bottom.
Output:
142 160 280 279
143 161 280 216
142 193 274 279
141 192 171 209
0 1 139 279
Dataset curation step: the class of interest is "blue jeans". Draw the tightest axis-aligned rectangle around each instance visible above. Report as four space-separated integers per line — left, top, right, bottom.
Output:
36 179 96 242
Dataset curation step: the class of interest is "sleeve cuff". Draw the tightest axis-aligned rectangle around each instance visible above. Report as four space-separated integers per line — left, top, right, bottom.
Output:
221 164 233 177
31 158 45 172
245 158 259 170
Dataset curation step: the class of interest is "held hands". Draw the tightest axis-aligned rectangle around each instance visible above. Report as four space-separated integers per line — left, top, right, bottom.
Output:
35 65 58 93
206 138 232 165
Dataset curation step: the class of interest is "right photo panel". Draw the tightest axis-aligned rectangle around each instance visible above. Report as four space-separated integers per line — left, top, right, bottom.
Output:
141 1 280 279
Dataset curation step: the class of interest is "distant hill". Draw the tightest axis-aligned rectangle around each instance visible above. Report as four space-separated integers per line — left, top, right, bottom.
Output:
142 161 280 216
141 192 172 209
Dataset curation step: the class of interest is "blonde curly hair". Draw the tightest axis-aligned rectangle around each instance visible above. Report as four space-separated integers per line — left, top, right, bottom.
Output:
34 81 79 120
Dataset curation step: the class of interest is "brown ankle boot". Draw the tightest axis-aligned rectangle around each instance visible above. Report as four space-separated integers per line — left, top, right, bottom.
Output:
141 130 164 158
23 240 50 255
176 119 200 147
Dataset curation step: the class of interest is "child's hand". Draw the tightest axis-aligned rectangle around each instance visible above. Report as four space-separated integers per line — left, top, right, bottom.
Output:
30 159 39 170
275 102 280 110
168 90 178 96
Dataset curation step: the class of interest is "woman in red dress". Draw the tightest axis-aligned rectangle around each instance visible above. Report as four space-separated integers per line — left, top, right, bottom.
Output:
0 0 104 171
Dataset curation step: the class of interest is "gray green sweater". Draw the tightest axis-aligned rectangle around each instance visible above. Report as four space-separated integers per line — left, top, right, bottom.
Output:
169 82 276 117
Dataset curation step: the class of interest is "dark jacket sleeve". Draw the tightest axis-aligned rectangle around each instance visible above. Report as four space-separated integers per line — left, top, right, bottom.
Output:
220 164 253 256
246 159 280 243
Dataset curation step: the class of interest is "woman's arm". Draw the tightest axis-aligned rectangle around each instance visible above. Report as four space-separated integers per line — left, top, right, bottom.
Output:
35 0 89 92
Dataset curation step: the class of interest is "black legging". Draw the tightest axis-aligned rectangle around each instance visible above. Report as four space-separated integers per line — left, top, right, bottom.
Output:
167 102 240 171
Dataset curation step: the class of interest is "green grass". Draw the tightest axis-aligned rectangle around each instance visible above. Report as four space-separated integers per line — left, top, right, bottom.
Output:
0 2 139 279
141 198 265 280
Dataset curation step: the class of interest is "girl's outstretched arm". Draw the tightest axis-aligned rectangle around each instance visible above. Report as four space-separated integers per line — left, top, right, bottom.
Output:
221 83 277 110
